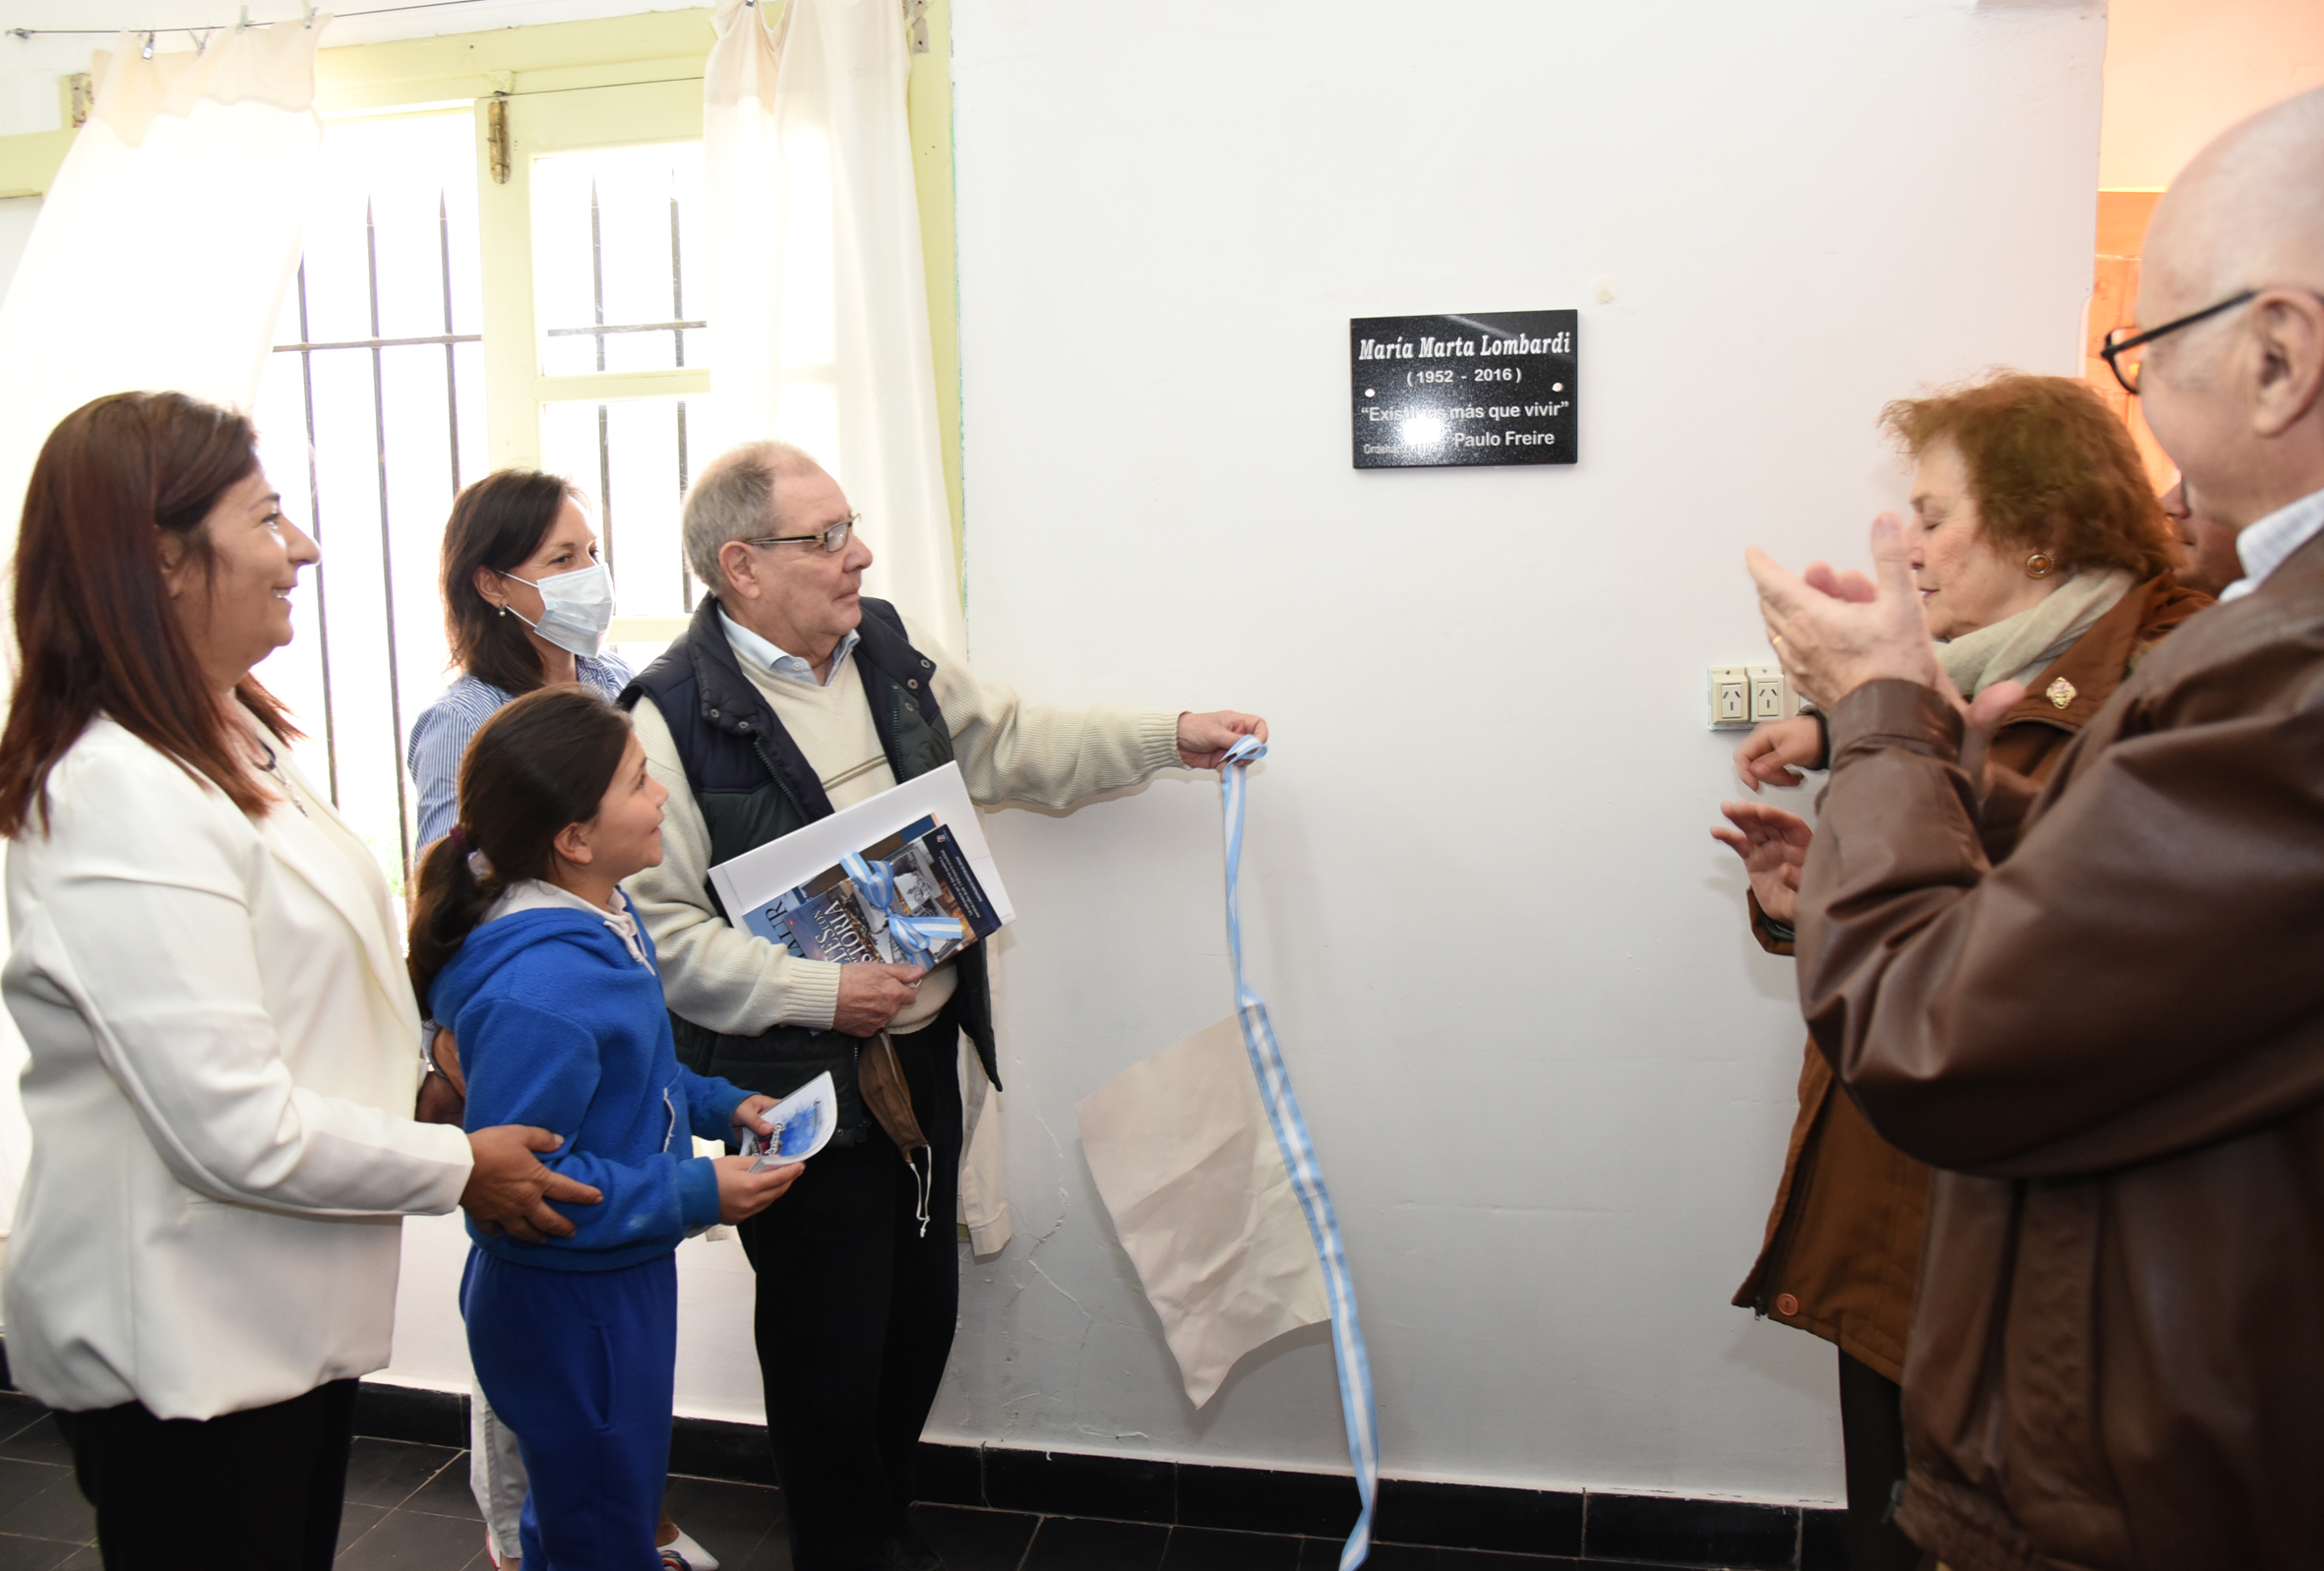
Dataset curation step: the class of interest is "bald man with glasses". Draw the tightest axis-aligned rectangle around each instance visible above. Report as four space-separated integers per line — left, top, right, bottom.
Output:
1744 89 2324 1570
621 441 1262 1571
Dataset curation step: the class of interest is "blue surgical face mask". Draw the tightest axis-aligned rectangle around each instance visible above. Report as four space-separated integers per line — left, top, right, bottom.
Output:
500 561 615 659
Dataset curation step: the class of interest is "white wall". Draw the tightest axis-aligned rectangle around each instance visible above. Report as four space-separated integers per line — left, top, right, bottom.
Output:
925 0 2106 1505
2103 0 2324 188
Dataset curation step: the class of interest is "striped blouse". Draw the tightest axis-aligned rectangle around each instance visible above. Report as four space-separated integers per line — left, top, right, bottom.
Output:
404 654 637 853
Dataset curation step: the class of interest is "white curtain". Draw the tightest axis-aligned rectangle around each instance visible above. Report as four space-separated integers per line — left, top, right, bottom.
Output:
0 23 331 1234
702 0 965 652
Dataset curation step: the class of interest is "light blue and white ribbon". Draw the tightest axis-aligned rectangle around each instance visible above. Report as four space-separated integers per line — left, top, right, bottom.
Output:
840 848 964 969
1218 733 1378 1570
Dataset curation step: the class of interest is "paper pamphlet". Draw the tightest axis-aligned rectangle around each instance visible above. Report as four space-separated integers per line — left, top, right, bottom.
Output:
738 1070 838 1169
707 762 1015 951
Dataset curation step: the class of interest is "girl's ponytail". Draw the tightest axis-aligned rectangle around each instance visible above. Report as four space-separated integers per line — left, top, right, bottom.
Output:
406 824 504 1010
403 685 634 1013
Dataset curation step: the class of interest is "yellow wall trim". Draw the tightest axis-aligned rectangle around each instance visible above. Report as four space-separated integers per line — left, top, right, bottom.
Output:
0 130 75 201
0 10 718 194
904 0 965 585
315 10 715 113
0 4 965 598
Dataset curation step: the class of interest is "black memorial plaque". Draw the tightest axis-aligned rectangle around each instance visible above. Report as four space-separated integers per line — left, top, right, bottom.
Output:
1350 310 1577 469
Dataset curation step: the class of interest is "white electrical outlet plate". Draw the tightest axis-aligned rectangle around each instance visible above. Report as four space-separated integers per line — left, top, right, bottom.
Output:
1708 666 1749 729
1747 664 1788 723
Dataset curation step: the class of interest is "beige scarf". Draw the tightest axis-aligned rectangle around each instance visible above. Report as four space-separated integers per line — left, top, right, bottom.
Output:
1935 569 2133 697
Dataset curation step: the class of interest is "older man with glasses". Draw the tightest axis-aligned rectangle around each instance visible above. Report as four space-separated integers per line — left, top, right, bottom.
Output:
1744 88 2324 1571
620 440 1263 1571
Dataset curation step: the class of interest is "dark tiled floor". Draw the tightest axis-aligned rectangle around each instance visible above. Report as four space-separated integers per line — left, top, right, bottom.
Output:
0 1394 1706 1570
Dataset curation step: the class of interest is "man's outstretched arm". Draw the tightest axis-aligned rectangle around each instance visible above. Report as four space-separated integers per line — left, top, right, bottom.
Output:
905 612 1262 806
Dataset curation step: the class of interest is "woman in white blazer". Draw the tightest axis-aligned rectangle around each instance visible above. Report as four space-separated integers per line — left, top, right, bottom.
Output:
0 393 603 1571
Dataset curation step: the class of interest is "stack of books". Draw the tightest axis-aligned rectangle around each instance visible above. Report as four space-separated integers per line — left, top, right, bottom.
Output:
743 814 1004 966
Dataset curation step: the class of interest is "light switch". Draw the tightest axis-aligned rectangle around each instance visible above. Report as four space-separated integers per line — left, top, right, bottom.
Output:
1747 664 1788 723
1708 666 1749 728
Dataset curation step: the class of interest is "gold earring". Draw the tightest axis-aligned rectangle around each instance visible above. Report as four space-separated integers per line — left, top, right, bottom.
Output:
2025 552 2055 578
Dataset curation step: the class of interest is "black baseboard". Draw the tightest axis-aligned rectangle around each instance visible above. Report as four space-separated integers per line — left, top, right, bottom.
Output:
344 1379 1846 1569
0 1348 1844 1570
349 1379 467 1449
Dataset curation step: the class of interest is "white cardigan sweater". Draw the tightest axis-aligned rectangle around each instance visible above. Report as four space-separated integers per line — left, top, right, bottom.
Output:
2 717 473 1420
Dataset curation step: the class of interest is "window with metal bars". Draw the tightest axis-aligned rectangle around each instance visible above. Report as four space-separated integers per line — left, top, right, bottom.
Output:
534 142 713 642
252 112 711 901
254 112 483 898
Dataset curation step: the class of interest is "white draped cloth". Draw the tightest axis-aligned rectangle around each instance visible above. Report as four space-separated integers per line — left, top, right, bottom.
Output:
701 0 964 654
0 24 332 1238
0 25 328 539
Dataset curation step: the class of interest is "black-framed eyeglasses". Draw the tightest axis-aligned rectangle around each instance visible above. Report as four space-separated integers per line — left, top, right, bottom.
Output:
743 514 860 555
2099 290 2258 395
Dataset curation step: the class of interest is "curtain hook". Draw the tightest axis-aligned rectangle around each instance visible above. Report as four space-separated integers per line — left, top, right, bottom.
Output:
140 30 155 58
302 0 318 25
235 6 251 30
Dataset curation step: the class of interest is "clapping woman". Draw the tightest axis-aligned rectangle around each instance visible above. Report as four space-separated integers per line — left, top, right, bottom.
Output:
0 393 599 1571
1710 372 2208 1571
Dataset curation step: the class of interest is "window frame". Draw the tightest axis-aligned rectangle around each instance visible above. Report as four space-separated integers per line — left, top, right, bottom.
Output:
0 2 966 651
475 75 710 468
477 75 709 644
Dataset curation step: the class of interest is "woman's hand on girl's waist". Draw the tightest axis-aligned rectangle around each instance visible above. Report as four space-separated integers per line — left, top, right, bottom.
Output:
461 1124 605 1242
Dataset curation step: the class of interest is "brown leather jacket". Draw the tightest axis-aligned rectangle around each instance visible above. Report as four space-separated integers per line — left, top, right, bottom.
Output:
1733 576 2211 1382
1795 536 2324 1570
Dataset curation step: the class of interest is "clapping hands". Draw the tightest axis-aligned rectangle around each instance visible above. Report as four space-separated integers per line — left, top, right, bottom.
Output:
1710 801 1813 925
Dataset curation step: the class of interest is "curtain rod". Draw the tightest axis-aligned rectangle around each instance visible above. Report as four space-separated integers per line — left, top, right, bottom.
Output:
8 0 490 39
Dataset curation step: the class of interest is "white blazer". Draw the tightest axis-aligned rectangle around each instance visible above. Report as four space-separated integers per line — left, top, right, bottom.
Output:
2 716 472 1420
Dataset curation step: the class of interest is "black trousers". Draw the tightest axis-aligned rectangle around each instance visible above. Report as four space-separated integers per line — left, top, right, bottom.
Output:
1838 1351 1929 1571
738 1014 965 1571
54 1376 358 1571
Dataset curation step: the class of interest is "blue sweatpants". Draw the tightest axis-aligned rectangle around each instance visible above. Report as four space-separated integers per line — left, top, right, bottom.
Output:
460 1247 676 1571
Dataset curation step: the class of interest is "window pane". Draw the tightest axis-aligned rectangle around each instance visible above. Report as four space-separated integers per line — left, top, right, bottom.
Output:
532 143 709 377
251 110 483 899
291 114 479 348
279 344 411 890
540 394 711 667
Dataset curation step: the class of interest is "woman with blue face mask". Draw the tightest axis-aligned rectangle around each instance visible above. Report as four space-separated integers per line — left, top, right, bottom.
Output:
408 470 629 855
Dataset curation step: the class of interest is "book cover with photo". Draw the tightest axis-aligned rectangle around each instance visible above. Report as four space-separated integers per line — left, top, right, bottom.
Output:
743 815 1004 966
762 873 884 964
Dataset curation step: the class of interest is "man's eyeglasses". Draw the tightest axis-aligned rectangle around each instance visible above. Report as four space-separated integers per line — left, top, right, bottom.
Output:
742 514 860 555
2100 289 2259 396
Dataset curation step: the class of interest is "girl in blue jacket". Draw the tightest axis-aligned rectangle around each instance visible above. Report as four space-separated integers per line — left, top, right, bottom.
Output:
407 687 800 1571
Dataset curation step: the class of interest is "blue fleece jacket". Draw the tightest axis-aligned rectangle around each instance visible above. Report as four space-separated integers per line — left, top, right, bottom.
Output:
430 893 749 1271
